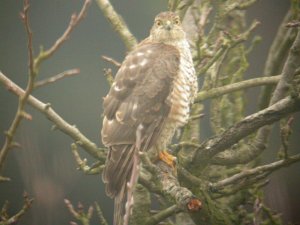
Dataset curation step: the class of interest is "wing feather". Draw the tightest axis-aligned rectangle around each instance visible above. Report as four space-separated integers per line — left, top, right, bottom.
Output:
101 43 180 225
102 43 180 148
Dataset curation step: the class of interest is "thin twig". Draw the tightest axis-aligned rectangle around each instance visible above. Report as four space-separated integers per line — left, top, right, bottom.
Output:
210 153 300 190
0 192 34 225
34 69 80 88
103 68 114 86
71 143 104 174
34 0 91 68
0 0 36 174
95 0 137 50
94 202 109 225
0 176 11 182
64 199 93 225
286 21 300 27
101 55 121 67
20 0 34 75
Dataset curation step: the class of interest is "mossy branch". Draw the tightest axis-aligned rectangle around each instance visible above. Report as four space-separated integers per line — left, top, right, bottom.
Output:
195 75 280 102
64 199 93 225
188 95 300 170
210 154 300 191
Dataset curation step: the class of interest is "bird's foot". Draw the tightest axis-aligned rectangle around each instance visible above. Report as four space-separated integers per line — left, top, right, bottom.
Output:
158 150 176 168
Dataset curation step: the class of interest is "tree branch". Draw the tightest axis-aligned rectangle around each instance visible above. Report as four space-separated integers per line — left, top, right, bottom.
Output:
0 71 106 162
34 0 91 69
95 0 137 50
146 205 180 225
0 0 36 174
0 193 33 225
259 9 295 109
195 75 280 102
204 28 300 166
101 55 121 67
270 28 300 105
34 69 80 88
94 202 108 225
64 199 93 225
210 153 300 191
181 94 300 170
71 143 104 175
156 161 202 212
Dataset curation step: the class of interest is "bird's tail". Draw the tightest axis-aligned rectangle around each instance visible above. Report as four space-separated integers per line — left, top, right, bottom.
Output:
114 182 127 225
102 144 135 225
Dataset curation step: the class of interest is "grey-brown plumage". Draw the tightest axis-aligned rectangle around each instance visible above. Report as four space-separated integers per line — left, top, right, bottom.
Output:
101 11 197 225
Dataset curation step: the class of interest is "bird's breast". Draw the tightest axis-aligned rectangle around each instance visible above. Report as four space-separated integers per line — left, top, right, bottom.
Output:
167 41 197 127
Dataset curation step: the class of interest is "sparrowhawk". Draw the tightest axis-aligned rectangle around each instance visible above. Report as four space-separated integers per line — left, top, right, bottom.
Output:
101 11 198 225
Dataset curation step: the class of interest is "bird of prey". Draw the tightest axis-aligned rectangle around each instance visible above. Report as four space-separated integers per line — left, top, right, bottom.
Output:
101 11 198 225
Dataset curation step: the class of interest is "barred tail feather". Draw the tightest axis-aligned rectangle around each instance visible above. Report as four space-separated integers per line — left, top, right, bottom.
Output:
114 183 127 225
102 144 135 225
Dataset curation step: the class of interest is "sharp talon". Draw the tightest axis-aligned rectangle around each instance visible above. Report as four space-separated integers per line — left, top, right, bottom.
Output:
159 150 177 168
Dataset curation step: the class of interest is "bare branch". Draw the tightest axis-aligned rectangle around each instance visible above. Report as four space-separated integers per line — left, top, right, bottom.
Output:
168 0 180 12
286 21 300 28
146 205 180 225
0 0 36 174
34 69 80 88
195 75 280 102
103 68 114 86
101 55 121 67
34 0 91 68
0 192 33 225
270 29 300 105
259 10 295 109
95 0 137 50
184 94 300 170
71 143 104 175
19 0 34 76
0 71 106 162
234 0 259 10
64 199 93 225
210 154 300 191
207 29 300 165
0 176 11 182
94 202 109 225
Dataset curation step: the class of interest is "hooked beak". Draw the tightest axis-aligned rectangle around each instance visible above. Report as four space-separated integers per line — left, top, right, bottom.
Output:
164 20 173 31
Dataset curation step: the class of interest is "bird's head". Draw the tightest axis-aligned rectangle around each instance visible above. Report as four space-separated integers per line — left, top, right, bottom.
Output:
149 11 185 43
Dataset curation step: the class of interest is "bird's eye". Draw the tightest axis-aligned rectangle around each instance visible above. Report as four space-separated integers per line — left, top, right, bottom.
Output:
174 18 180 25
156 20 162 26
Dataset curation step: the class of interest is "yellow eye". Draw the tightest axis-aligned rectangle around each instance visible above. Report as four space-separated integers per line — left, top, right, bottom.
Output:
174 18 180 25
156 20 162 26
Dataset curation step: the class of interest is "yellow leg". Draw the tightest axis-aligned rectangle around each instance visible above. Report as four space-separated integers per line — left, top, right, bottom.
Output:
158 150 176 168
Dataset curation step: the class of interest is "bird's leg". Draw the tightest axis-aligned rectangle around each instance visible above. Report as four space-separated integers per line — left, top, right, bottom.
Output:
159 150 177 168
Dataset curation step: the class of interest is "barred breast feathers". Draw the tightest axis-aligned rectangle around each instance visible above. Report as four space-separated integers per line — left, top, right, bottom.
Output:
167 39 197 127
